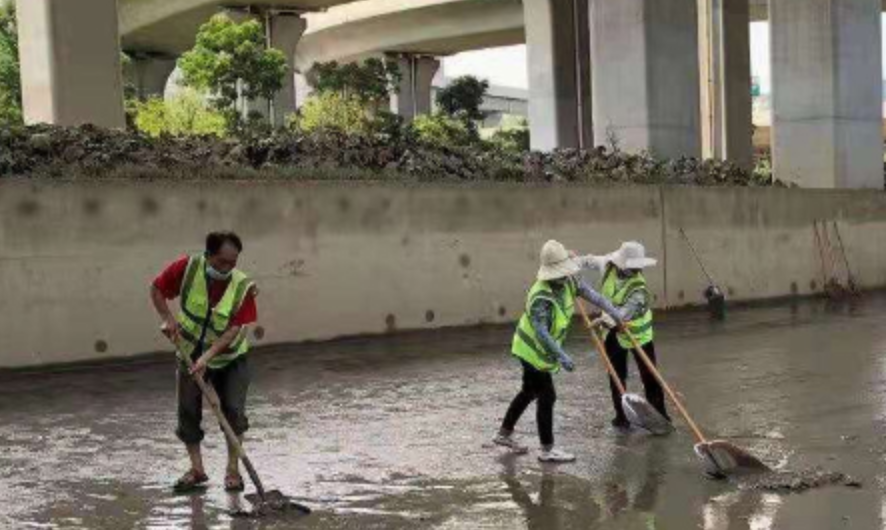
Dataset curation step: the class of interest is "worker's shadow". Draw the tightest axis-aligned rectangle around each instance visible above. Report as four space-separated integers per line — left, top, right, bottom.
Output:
498 438 666 529
183 491 261 530
597 439 666 526
499 454 601 529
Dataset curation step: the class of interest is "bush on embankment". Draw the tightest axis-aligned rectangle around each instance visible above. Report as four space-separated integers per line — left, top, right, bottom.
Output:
0 124 780 186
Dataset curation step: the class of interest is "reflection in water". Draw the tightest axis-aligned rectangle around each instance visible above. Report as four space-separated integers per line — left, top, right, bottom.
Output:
189 494 207 529
499 454 602 529
499 437 666 529
702 491 782 530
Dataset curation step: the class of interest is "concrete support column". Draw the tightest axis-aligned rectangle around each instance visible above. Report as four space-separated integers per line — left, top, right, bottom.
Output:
699 0 753 168
269 14 307 123
591 0 701 158
524 0 581 151
16 0 125 128
127 55 177 100
770 0 883 188
390 54 440 120
575 0 593 149
295 72 313 109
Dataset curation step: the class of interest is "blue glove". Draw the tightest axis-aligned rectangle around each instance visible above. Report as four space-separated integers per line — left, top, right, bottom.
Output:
559 353 575 372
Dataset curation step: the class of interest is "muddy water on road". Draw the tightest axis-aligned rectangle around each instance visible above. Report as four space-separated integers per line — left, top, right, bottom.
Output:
1 295 886 529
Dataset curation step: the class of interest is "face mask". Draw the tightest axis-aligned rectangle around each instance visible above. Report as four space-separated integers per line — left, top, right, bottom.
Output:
206 264 232 281
617 268 635 279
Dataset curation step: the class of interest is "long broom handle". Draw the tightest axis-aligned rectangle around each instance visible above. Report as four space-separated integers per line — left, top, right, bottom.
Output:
813 221 830 289
832 221 856 287
178 347 267 501
576 301 626 395
623 330 709 445
820 221 841 283
679 227 716 286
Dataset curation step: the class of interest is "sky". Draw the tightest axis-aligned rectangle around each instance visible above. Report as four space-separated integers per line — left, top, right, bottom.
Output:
442 19 886 94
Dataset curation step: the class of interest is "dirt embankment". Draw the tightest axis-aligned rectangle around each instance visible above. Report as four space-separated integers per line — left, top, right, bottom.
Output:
0 124 778 186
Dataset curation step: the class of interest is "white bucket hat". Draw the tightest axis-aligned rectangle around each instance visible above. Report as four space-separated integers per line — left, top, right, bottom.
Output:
537 240 581 281
611 241 658 270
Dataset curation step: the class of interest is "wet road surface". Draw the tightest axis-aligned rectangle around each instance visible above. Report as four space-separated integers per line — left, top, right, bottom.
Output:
2 295 886 529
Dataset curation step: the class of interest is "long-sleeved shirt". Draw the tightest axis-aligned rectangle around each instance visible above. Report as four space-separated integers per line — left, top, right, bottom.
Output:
576 253 648 322
529 278 622 362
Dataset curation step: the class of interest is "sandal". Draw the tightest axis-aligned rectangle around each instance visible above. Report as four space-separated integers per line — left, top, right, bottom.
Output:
225 473 245 492
173 469 209 493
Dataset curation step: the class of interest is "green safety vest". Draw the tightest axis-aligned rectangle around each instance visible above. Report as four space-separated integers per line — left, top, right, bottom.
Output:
177 254 254 370
601 264 654 348
511 278 577 373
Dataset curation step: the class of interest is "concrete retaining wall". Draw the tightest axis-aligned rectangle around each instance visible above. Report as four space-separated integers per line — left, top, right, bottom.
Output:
1 180 884 369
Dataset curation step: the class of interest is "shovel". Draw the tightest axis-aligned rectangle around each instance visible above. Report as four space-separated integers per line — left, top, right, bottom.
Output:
177 344 311 517
577 302 673 436
622 330 770 479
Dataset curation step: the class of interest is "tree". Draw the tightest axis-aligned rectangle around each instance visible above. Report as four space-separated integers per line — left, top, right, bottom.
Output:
436 76 489 123
178 14 287 129
0 0 21 126
306 58 401 106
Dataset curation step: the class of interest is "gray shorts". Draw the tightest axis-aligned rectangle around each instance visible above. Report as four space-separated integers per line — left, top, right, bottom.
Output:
176 356 251 445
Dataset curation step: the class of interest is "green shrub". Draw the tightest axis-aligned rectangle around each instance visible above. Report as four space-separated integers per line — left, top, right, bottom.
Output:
411 113 475 149
486 118 530 153
295 92 370 135
293 91 401 138
133 90 227 138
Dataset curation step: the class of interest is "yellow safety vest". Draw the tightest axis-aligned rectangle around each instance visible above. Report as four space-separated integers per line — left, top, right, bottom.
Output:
601 264 654 348
511 278 577 373
177 254 253 369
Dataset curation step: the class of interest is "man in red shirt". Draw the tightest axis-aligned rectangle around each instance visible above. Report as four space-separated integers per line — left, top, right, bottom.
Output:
150 231 258 493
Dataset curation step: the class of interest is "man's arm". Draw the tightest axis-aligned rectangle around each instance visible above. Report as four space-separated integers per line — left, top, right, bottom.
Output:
191 286 257 374
576 278 625 325
190 325 243 375
150 285 179 344
619 290 649 322
150 255 189 345
529 299 575 371
575 253 611 273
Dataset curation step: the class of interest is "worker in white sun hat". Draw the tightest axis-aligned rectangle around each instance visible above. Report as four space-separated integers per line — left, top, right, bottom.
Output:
493 240 626 463
576 241 670 430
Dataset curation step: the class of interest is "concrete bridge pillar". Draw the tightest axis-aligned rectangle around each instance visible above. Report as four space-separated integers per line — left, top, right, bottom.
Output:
269 14 308 123
16 0 125 128
591 0 701 158
523 0 586 151
770 0 883 188
699 0 753 168
389 54 440 121
127 54 177 100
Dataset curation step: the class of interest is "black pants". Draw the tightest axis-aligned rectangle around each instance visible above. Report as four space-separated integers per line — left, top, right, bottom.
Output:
605 332 669 422
501 360 557 446
176 356 251 445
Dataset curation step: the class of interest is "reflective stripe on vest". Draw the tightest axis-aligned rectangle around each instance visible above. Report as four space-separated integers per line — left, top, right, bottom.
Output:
601 264 654 348
176 254 253 369
511 278 577 373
